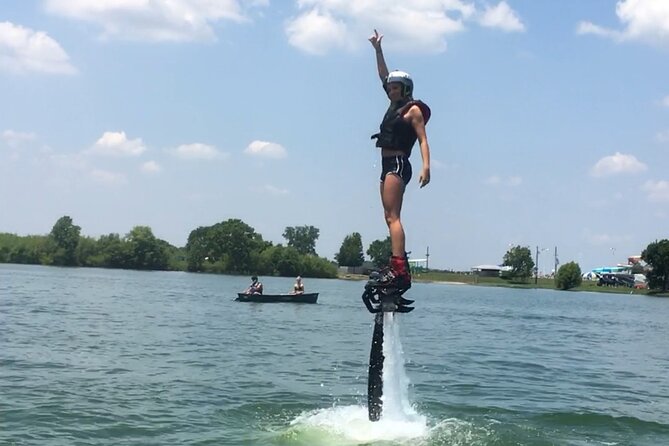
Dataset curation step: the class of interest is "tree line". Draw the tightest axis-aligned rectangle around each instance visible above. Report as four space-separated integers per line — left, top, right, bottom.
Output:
3 216 667 292
501 242 669 292
0 216 396 279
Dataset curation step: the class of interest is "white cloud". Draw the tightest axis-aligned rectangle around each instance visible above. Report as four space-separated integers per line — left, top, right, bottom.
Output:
174 143 226 160
244 140 287 159
285 0 521 54
576 21 621 40
485 175 501 185
2 130 37 148
89 131 147 157
478 1 525 32
49 152 88 170
642 180 669 202
263 184 289 196
431 158 456 170
485 174 522 186
590 152 647 177
285 9 350 55
89 168 127 185
662 95 669 107
508 175 522 186
432 158 461 171
656 130 669 143
30 146 132 186
577 0 669 46
141 160 161 173
0 21 76 74
44 0 263 42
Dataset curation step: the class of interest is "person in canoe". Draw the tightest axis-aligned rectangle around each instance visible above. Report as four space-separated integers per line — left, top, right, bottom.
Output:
366 28 432 291
246 276 263 294
292 276 305 295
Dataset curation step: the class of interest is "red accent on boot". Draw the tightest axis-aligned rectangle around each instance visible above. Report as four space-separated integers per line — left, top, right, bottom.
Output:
391 255 411 282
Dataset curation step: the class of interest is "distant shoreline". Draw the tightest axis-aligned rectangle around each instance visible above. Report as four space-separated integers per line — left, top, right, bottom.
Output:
337 271 668 297
2 264 665 297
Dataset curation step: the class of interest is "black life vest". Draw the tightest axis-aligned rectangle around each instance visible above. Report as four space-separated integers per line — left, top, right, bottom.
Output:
371 100 431 155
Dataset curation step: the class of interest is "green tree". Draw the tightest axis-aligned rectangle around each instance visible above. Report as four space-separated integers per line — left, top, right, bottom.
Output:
96 233 128 268
185 219 267 273
213 219 267 273
335 232 364 267
76 236 100 267
275 246 302 277
256 244 337 278
164 244 187 271
49 216 81 266
256 244 280 275
366 237 392 268
124 226 169 270
185 226 210 271
555 261 582 290
502 245 534 282
642 239 669 292
0 234 47 264
301 254 338 278
283 225 319 255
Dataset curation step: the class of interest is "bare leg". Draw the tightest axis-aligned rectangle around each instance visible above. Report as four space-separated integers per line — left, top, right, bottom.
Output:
380 173 406 257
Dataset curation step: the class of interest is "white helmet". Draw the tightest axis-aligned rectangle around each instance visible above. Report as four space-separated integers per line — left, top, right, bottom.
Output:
386 70 413 97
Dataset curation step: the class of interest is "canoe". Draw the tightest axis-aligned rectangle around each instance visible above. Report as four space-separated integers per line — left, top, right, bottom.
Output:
235 292 319 304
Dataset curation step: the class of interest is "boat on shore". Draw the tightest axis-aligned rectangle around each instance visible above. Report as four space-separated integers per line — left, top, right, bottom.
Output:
235 292 319 304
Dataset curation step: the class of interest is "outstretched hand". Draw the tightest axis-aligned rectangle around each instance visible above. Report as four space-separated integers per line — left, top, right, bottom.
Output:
368 29 383 49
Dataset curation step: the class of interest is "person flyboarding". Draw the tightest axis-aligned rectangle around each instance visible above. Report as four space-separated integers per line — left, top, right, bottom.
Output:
363 29 433 422
366 29 432 296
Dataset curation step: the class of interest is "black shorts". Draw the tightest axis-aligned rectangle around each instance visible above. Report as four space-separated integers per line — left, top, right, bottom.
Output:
380 155 412 185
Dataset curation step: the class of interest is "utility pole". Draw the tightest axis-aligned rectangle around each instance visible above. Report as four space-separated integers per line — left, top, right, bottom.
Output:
554 246 559 277
535 245 539 284
535 246 549 284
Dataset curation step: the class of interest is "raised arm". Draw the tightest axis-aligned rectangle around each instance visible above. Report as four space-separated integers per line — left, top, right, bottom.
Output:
369 29 389 83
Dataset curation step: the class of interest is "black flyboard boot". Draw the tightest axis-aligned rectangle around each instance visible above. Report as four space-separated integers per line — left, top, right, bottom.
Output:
362 285 414 314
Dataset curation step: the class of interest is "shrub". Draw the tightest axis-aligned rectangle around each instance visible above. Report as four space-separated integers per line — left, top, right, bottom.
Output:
555 261 582 290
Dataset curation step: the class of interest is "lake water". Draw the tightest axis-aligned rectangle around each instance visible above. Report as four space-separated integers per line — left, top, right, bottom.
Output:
1 264 668 445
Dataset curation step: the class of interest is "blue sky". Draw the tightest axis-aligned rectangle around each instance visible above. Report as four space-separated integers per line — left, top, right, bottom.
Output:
1 0 668 272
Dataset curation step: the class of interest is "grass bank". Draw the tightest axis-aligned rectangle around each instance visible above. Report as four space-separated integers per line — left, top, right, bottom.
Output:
348 270 669 297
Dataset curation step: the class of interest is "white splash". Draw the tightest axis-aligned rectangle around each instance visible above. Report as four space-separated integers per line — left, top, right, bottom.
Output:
288 312 428 443
291 405 427 444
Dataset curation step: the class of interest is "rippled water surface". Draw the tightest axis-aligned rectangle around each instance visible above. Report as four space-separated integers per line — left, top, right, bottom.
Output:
2 264 669 445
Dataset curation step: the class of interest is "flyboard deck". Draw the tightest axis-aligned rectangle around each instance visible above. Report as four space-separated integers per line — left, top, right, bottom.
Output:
362 284 414 422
